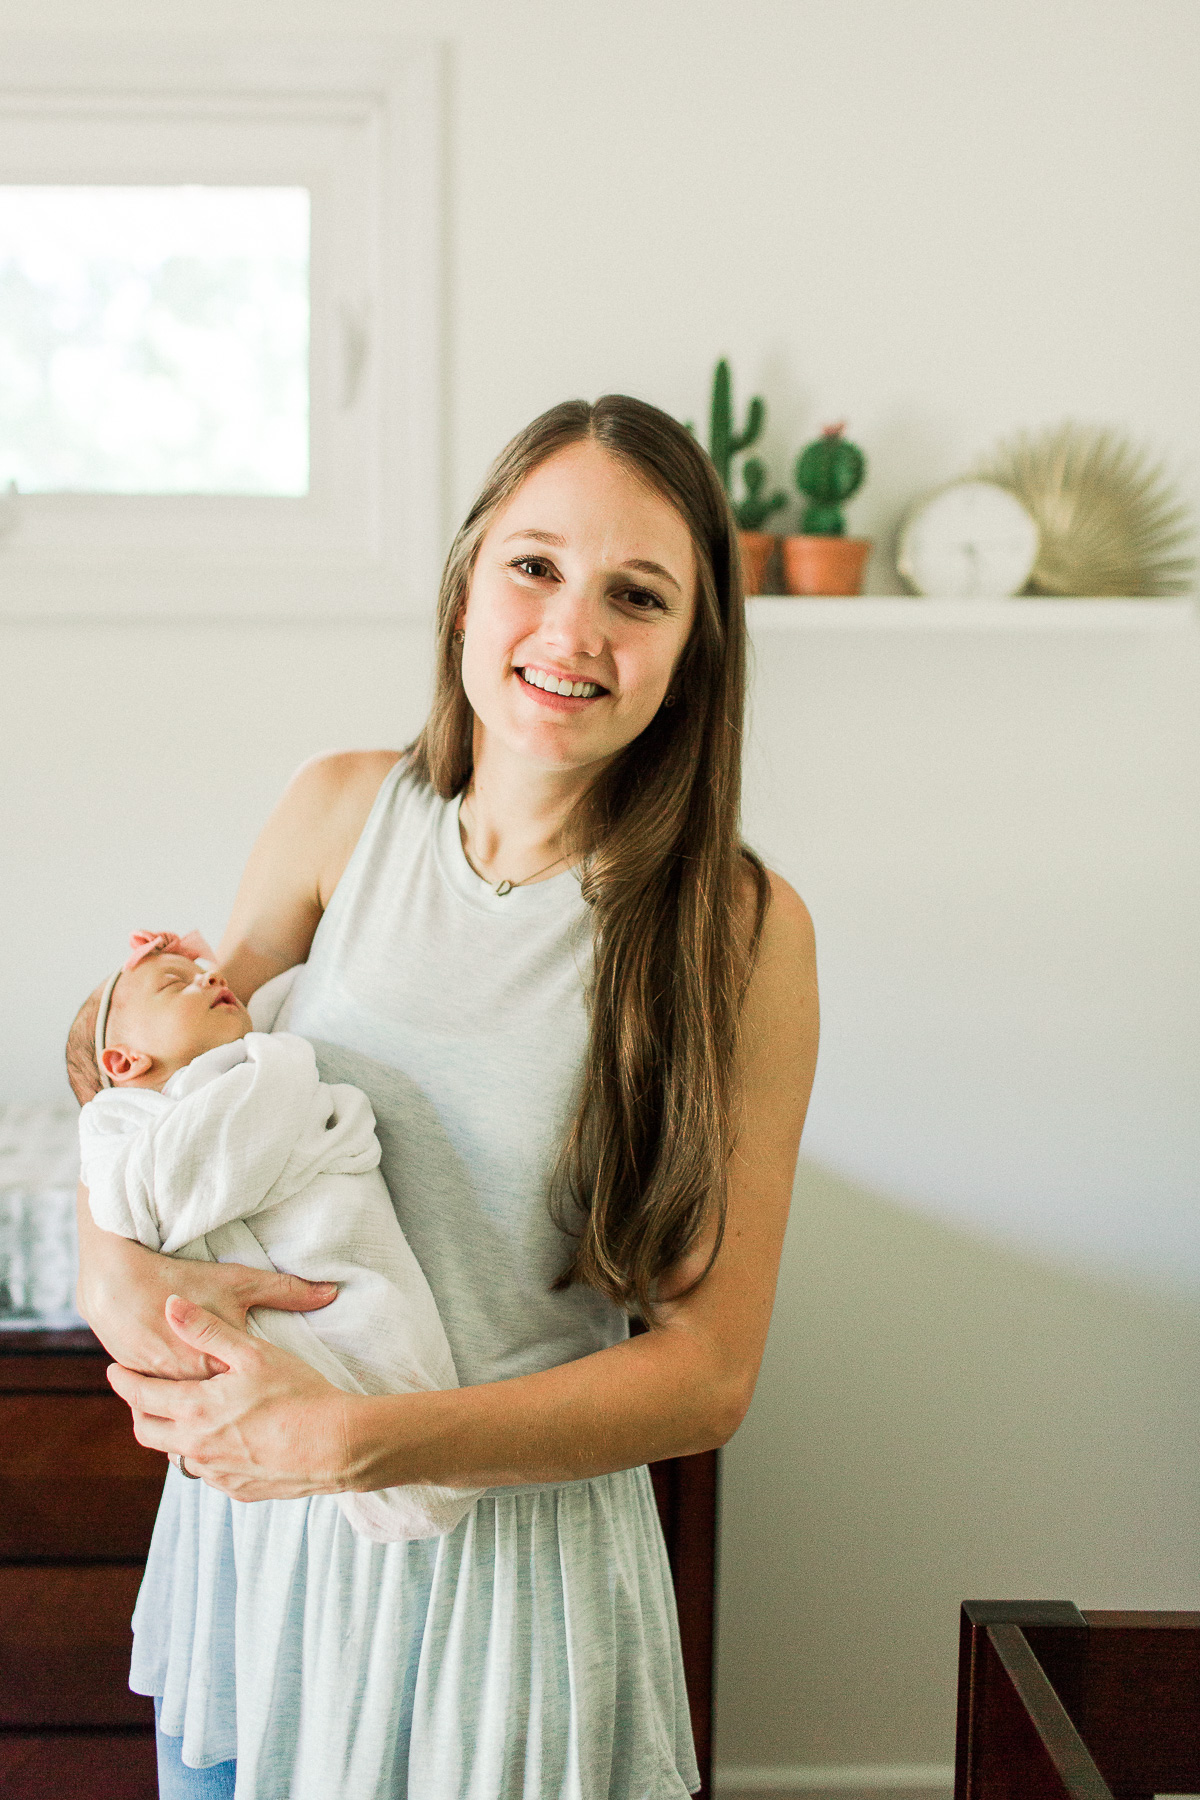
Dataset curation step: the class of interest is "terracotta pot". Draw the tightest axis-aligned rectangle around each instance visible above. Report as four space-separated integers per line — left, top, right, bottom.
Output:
781 535 872 597
738 530 776 596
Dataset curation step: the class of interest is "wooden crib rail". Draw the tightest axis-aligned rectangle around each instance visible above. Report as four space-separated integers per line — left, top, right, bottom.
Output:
955 1601 1200 1800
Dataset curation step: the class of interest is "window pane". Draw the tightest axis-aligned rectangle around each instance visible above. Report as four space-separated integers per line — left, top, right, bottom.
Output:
0 186 309 495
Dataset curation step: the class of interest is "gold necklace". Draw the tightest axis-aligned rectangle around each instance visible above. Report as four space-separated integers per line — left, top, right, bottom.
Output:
459 804 570 896
491 854 570 896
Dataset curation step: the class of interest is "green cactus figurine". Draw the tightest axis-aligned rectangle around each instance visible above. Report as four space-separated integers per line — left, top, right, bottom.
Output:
706 359 786 532
794 423 866 536
708 358 765 493
734 456 787 532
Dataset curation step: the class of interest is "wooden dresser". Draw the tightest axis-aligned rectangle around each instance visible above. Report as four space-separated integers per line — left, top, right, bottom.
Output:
0 1327 163 1798
0 1327 717 1799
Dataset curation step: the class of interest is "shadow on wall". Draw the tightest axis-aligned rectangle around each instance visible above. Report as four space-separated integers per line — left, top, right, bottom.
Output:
715 1158 1200 1772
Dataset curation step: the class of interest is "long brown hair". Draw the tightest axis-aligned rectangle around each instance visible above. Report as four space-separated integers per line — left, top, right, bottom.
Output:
408 395 768 1316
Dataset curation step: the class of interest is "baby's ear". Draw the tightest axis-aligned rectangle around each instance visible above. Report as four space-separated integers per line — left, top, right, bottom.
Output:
101 1045 154 1085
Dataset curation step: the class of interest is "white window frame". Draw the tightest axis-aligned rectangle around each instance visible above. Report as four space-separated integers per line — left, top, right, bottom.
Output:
0 36 444 619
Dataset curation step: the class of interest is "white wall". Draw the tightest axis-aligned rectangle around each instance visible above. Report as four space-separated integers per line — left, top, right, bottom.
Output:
725 616 1200 1783
3 0 1200 1786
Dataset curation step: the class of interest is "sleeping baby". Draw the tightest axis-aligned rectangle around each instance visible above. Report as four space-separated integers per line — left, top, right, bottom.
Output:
68 929 479 1541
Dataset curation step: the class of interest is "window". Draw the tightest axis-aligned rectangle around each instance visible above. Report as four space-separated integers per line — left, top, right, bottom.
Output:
0 38 443 617
1 184 310 496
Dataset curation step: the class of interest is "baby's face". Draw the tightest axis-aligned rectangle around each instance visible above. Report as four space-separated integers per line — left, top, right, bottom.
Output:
103 953 250 1088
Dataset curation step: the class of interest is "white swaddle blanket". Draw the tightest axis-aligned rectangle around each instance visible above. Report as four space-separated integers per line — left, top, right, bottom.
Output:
78 970 480 1541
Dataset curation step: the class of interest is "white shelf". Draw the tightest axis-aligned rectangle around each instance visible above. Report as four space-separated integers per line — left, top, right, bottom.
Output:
746 597 1198 632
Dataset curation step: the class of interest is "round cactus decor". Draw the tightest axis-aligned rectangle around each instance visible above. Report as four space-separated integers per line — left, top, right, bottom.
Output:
794 423 866 536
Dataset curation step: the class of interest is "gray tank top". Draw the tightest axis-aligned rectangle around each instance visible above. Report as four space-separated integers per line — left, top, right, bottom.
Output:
276 759 627 1388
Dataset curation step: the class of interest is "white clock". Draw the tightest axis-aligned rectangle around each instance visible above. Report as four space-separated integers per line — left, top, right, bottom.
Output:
897 479 1040 598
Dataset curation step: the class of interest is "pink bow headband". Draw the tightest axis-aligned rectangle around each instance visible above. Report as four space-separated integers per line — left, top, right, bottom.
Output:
94 931 218 1090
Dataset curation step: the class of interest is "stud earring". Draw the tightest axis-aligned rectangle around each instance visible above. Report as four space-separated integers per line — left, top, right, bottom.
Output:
663 693 677 708
452 628 465 644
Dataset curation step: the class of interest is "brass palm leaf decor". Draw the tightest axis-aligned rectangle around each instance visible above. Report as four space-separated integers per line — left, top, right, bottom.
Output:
976 423 1195 596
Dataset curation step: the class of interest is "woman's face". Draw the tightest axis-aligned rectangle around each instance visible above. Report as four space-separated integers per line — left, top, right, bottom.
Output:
459 440 698 777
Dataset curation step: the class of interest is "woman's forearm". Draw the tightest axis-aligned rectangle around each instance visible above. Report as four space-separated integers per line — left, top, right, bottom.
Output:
76 1182 219 1377
345 1322 750 1492
77 1181 338 1379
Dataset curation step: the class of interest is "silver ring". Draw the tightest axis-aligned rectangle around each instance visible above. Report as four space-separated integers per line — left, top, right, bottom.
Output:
169 1451 200 1480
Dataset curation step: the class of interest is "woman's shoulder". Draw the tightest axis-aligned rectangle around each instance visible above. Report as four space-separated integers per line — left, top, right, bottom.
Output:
762 866 815 947
737 856 815 967
219 753 419 992
274 750 410 907
736 862 819 1111
738 860 818 1039
288 748 407 814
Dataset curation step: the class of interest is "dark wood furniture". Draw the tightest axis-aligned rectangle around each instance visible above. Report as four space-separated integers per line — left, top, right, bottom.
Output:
0 1327 717 1800
955 1599 1200 1800
0 1328 164 1800
649 1449 719 1799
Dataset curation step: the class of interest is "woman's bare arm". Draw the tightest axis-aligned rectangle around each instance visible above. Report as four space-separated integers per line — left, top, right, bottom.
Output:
76 750 402 1377
106 871 819 1488
76 1187 339 1378
216 749 402 999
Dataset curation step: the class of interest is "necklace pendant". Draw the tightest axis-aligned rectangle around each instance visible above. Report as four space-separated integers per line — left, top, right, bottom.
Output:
494 879 515 897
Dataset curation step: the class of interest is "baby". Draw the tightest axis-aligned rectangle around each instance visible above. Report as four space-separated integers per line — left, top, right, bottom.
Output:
68 929 479 1541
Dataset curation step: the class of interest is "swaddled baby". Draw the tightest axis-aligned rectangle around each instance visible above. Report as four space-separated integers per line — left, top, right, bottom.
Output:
68 929 480 1541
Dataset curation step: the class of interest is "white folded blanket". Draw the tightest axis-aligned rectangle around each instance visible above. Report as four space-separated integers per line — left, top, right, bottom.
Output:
79 986 480 1542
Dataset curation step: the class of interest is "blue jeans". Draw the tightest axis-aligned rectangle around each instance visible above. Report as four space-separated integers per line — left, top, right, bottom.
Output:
154 1698 237 1799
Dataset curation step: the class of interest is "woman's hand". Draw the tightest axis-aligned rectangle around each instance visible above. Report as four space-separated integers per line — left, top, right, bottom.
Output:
107 1296 358 1501
77 1184 337 1380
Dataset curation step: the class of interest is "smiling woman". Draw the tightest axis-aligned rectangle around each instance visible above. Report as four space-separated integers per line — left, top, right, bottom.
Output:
460 441 695 751
410 400 777 1316
76 393 819 1800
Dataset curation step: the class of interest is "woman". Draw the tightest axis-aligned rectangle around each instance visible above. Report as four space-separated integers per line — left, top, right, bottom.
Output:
77 395 819 1799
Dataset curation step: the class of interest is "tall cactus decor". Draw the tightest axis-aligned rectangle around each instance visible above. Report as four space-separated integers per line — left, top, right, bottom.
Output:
707 359 786 532
709 358 763 492
794 423 866 535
